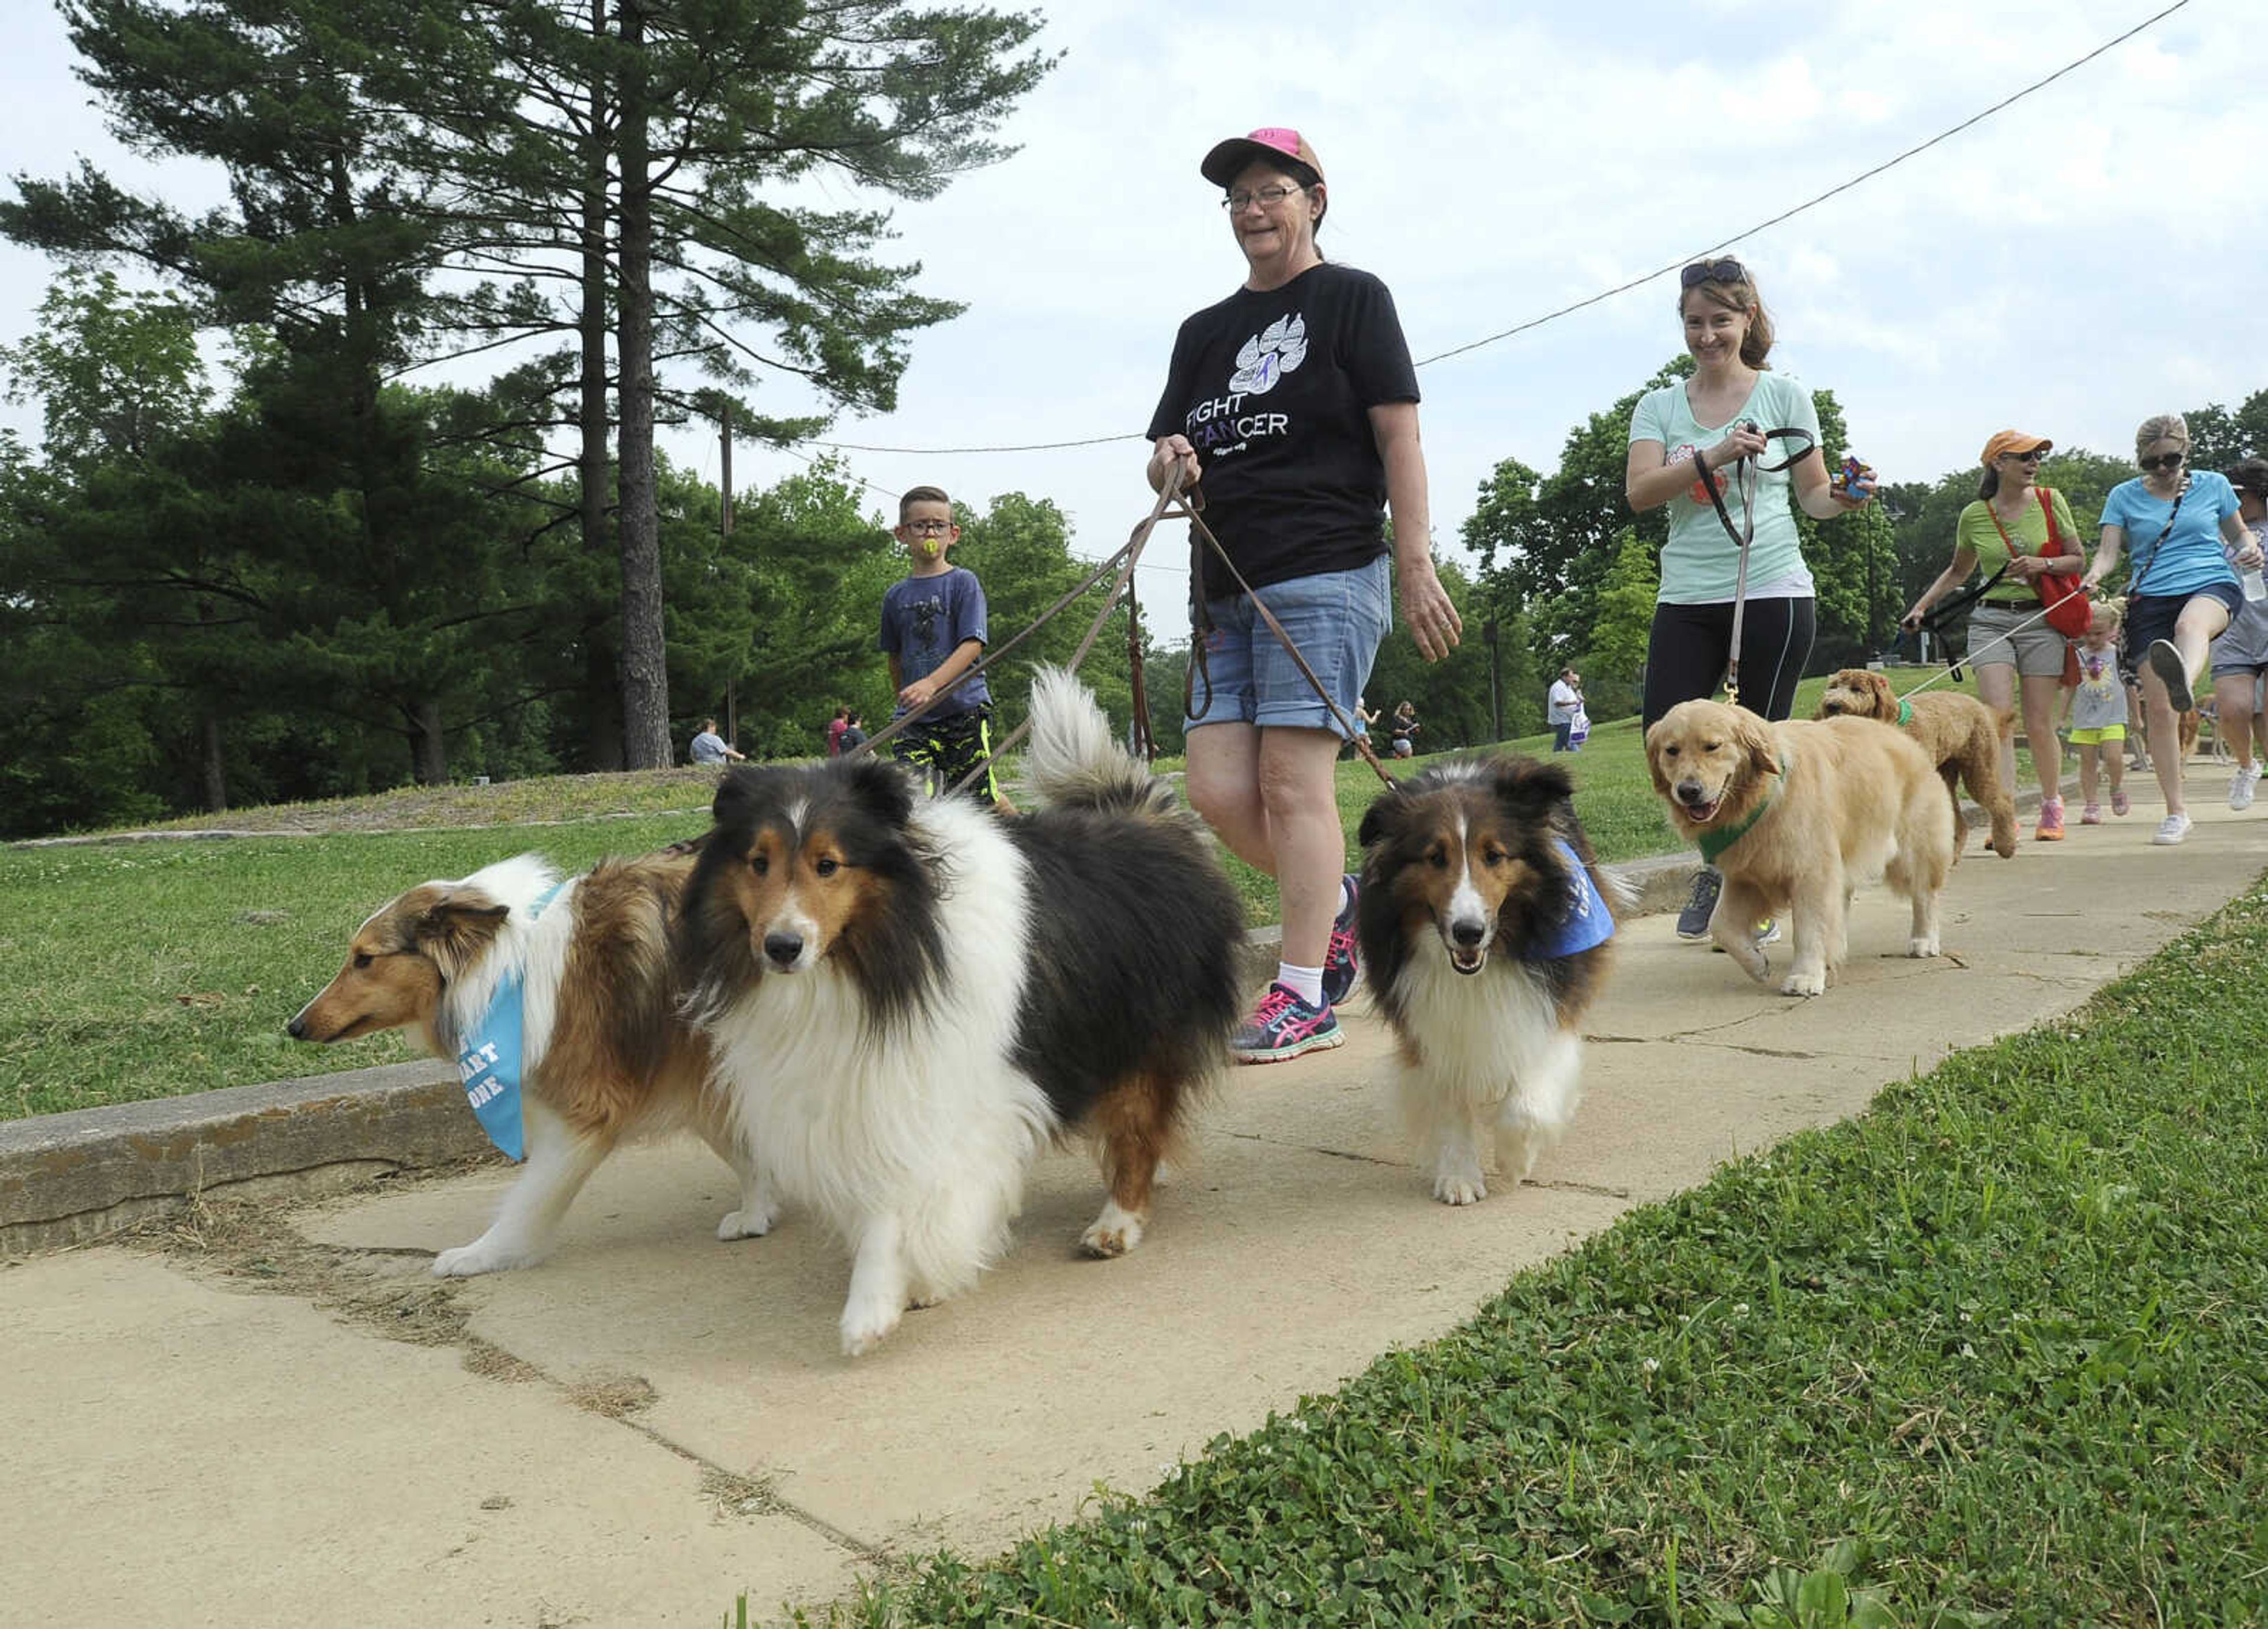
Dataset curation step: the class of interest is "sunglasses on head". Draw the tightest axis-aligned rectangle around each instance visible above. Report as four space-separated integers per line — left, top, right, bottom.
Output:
1680 258 1748 288
2140 451 2185 472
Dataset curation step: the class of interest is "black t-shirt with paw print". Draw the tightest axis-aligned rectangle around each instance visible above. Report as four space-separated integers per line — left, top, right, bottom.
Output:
1148 263 1419 602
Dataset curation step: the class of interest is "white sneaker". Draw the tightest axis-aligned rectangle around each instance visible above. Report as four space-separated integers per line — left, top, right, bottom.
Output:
2233 765 2260 812
2153 812 2192 846
2146 639 2192 702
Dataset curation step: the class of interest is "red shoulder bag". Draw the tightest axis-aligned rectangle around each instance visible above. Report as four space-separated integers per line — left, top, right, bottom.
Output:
1989 488 2093 638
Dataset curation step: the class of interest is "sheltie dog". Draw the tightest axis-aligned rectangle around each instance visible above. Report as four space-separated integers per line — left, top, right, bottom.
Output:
288 849 773 1276
676 669 1245 1357
1355 757 1620 1206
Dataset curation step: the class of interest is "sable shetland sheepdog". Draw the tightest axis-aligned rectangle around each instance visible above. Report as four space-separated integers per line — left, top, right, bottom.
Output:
676 672 1243 1361
1355 757 1621 1206
288 850 774 1276
676 669 1245 1357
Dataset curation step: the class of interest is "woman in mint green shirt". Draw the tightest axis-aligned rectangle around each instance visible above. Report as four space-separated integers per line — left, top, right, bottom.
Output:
1625 258 1873 940
1901 429 2078 839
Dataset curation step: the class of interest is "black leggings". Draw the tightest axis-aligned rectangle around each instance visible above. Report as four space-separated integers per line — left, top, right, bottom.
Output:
1641 597 1817 730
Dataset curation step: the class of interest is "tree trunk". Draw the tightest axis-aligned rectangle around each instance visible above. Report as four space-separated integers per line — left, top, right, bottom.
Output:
410 698 449 784
576 0 623 772
200 710 227 813
612 0 670 770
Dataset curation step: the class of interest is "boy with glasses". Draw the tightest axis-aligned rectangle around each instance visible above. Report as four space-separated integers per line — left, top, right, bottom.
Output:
879 486 1013 809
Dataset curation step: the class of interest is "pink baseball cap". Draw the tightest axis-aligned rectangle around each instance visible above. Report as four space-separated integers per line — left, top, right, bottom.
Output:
1201 127 1325 188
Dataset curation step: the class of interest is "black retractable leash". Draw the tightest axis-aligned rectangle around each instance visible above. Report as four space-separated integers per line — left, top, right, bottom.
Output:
1691 423 1816 708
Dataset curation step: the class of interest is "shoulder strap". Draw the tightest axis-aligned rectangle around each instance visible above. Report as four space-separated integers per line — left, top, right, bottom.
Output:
2130 475 2190 594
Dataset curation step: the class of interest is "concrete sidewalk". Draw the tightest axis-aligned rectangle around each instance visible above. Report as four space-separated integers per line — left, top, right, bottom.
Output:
8 770 2266 1627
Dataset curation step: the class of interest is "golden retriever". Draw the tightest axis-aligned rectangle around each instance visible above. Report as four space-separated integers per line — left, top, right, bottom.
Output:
1814 669 2017 861
1646 699 1955 997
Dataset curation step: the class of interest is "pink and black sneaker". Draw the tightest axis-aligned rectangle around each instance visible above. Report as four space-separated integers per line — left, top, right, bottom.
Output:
1231 982 1344 1064
1321 875 1361 1007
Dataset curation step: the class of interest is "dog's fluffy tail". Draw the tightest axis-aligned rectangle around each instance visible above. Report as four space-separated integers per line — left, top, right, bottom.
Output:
1022 666 1172 814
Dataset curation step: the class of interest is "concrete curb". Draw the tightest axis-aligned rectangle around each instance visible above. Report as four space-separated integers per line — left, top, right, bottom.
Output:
0 798 2022 1259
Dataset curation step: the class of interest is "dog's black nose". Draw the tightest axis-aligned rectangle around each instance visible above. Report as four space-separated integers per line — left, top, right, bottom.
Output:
1451 920 1487 949
1676 781 1707 805
762 931 803 966
286 1015 308 1040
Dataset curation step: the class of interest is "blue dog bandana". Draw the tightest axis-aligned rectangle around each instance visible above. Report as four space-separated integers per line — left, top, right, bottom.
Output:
453 882 563 1161
1527 839 1615 959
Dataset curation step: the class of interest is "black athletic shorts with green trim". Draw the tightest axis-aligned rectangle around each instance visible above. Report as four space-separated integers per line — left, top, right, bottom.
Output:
892 704 1002 804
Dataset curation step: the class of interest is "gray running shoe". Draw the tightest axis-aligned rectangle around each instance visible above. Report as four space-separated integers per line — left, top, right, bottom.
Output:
1676 866 1722 941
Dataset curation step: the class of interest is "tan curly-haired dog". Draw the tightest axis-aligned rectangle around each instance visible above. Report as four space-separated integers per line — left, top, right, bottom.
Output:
1814 669 2017 861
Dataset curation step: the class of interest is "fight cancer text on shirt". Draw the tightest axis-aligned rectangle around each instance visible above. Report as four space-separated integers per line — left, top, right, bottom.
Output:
1147 263 1419 602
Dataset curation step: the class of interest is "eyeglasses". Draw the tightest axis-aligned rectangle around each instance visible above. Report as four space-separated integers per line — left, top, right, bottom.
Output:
901 519 953 535
1221 184 1304 212
2006 449 2045 463
1680 258 1749 287
2139 451 2186 473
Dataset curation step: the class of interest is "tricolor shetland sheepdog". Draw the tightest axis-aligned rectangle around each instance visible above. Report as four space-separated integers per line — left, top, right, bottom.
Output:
288 849 773 1275
1355 757 1621 1206
676 669 1245 1357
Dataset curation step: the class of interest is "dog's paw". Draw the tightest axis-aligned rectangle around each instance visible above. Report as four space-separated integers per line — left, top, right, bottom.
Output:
1079 1202 1146 1258
839 1299 904 1358
1907 934 1941 959
432 1239 533 1278
715 1200 778 1242
1779 969 1826 998
1431 1171 1488 1206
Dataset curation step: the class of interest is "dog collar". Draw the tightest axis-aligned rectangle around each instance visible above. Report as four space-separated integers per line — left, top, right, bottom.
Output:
1693 753 1791 866
453 881 565 1162
1896 699 1913 726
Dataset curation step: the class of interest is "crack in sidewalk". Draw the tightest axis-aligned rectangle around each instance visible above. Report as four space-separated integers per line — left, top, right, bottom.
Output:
120 1188 895 1573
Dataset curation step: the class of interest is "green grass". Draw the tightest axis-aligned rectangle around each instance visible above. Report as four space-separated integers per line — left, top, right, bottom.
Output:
0 815 708 1120
0 667 2005 1120
789 881 2268 1628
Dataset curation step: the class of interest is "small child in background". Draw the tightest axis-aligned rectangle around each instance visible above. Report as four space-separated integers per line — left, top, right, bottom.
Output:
2070 598 2131 823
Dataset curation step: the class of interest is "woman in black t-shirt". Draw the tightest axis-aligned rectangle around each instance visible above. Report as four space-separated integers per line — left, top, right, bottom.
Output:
1145 126 1461 1064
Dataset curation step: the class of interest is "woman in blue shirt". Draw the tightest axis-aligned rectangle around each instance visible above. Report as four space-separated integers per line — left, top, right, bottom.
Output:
2082 413 2264 845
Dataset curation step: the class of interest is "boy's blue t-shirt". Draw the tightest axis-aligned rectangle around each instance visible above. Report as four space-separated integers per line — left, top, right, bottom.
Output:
879 566 990 719
2101 470 2241 597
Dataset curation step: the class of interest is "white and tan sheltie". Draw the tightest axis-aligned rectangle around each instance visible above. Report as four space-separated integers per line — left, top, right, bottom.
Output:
1355 757 1621 1206
675 670 1246 1357
288 848 773 1275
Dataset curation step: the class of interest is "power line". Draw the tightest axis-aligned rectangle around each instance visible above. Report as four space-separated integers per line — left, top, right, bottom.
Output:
799 0 2192 455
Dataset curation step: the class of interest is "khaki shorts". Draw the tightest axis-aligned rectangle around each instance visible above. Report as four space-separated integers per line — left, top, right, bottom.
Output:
1967 602 2067 679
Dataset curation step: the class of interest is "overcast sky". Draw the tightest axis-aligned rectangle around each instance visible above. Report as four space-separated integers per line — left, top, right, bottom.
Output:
3 0 2258 621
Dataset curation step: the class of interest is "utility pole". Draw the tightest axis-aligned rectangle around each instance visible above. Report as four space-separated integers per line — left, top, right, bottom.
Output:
1485 618 1503 742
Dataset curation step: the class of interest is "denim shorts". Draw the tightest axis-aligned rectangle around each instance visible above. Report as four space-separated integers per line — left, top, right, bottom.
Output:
1187 555 1392 738
1967 602 2067 679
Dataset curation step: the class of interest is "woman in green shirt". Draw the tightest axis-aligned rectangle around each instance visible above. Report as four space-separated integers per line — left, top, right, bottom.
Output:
1901 430 2079 839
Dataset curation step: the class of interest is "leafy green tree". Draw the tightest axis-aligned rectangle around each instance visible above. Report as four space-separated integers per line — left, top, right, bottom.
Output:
1581 529 1658 722
0 268 207 470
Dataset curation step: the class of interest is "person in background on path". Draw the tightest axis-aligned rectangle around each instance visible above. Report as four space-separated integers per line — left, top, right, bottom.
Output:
879 484 1015 812
2080 414 2263 846
1902 431 2079 841
2068 598 2131 825
1388 699 1421 758
1547 667 1583 752
1145 125 1459 1064
825 705 849 758
1624 256 1872 943
689 717 745 766
2210 458 2268 811
836 709 868 755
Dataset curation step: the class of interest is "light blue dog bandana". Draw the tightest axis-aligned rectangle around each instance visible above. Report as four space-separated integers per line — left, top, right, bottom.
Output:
1527 839 1615 959
453 882 564 1161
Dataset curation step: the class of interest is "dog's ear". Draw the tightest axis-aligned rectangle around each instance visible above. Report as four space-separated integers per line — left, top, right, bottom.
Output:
1490 755 1575 826
1357 785 1412 851
1732 706 1780 781
711 764 778 832
413 885 511 977
1864 672 1897 719
1643 715 1675 796
840 755 918 829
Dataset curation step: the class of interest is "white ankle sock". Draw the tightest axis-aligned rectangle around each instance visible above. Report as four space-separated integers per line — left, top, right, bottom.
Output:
1277 962 1325 1006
